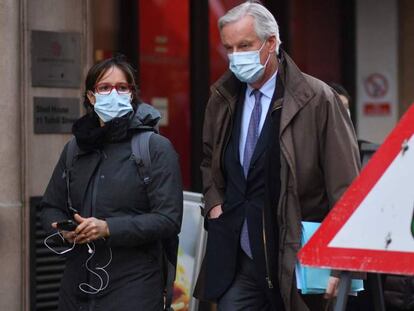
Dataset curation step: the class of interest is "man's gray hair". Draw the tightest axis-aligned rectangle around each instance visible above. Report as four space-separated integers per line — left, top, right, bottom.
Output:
218 1 282 53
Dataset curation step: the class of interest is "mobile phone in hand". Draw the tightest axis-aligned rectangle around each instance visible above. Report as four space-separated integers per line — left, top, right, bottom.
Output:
56 220 78 231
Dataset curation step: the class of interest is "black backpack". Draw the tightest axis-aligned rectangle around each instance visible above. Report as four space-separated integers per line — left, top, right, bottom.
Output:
64 131 177 311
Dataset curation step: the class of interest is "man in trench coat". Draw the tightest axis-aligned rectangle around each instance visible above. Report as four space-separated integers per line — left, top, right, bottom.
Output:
194 2 360 311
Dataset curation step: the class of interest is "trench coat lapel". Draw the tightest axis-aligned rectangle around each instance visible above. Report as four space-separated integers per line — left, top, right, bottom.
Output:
213 71 242 117
277 50 316 196
278 52 315 136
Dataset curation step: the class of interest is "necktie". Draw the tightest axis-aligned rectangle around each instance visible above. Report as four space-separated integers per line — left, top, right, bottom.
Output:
240 89 262 258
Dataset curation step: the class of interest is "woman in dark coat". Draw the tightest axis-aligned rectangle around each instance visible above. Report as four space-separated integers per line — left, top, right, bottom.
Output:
40 56 183 311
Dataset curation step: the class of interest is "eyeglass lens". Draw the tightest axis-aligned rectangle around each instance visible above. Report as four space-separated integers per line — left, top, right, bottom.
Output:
95 83 131 95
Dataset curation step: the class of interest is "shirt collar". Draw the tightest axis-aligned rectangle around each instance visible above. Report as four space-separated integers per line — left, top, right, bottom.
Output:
247 70 278 99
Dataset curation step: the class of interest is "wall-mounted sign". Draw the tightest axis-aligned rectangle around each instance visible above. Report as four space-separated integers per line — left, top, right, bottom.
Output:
362 72 392 117
355 0 399 144
364 73 389 99
151 97 169 126
363 102 391 116
31 31 81 88
34 97 80 134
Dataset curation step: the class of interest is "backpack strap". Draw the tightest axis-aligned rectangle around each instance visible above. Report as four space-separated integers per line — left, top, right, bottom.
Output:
131 131 176 311
64 137 79 215
131 131 154 185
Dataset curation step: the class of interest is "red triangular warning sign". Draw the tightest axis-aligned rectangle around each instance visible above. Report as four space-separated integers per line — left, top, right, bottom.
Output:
299 103 414 275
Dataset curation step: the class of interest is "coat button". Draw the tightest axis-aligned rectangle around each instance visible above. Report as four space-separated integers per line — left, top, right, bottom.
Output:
100 175 105 179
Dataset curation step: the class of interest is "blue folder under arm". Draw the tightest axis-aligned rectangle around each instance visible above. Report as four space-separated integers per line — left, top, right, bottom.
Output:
296 221 364 294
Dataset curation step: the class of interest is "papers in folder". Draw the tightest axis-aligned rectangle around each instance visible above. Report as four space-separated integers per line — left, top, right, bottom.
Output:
296 221 364 294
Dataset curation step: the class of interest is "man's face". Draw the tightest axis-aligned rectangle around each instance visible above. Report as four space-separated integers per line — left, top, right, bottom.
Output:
221 15 275 64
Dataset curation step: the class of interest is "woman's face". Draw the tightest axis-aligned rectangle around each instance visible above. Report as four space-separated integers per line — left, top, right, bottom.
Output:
87 66 129 106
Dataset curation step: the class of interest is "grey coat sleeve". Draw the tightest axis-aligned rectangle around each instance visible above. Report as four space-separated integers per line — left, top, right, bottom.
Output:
106 135 183 247
40 143 72 235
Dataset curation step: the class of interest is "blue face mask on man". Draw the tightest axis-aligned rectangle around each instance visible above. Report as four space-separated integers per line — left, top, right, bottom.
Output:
228 41 271 84
93 90 133 123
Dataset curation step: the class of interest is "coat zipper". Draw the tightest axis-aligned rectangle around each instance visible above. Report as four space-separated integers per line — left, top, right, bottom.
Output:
261 99 283 290
262 207 274 289
91 150 105 217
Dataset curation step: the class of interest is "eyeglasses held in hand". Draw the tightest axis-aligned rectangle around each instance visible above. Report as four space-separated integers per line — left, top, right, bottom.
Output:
94 82 132 95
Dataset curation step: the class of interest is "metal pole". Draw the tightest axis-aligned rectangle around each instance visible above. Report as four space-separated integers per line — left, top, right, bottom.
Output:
334 271 352 311
368 273 386 311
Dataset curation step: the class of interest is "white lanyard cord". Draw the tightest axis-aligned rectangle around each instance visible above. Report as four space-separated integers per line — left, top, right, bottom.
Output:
44 232 113 295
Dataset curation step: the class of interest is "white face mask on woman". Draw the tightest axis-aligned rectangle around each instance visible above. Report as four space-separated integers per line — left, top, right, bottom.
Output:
93 90 133 123
228 41 271 84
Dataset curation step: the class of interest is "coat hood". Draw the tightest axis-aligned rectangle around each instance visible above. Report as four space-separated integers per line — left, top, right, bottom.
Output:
129 103 161 132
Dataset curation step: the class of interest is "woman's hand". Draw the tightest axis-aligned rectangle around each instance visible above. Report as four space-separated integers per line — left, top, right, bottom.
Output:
73 214 110 244
51 222 77 243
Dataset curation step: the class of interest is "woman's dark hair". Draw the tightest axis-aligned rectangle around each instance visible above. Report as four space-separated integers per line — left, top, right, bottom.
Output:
83 55 141 112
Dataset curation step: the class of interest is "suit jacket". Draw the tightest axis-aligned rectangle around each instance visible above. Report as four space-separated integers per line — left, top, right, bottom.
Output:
201 82 283 301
